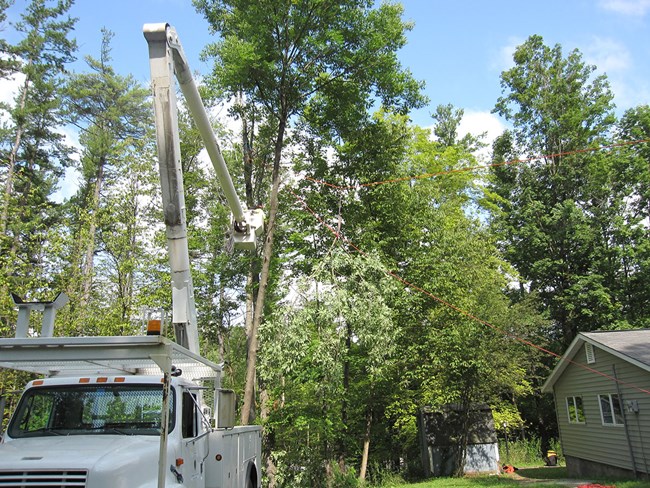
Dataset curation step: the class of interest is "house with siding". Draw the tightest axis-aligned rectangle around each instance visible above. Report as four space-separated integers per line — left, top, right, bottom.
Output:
542 330 650 479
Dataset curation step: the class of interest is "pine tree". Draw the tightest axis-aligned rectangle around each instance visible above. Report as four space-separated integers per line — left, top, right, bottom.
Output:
0 0 76 329
61 28 150 334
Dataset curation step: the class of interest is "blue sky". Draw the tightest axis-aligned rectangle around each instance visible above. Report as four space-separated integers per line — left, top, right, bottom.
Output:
4 0 650 140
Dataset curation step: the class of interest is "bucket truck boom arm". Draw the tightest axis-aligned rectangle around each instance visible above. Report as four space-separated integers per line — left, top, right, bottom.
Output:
143 23 264 354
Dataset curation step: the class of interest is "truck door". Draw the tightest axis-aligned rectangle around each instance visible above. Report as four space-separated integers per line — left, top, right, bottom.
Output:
181 390 208 487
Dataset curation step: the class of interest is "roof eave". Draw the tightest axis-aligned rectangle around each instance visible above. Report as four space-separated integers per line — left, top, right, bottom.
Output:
541 331 650 394
541 334 585 394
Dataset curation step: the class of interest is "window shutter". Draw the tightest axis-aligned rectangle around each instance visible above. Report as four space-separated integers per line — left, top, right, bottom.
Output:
585 343 595 364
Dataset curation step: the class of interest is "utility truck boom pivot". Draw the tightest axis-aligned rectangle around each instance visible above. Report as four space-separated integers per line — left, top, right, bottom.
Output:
0 23 263 488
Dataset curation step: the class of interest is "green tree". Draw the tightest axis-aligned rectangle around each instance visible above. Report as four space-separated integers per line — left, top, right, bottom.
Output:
0 0 18 78
277 108 536 480
93 134 158 333
194 0 426 431
0 0 76 328
490 35 618 350
611 105 650 327
60 28 151 334
431 103 483 152
259 248 401 487
488 36 650 454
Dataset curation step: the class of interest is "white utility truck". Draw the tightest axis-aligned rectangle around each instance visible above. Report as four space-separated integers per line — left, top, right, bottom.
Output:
0 23 263 488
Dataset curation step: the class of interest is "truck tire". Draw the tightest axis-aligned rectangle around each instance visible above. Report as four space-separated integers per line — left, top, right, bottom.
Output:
245 462 257 488
245 474 254 488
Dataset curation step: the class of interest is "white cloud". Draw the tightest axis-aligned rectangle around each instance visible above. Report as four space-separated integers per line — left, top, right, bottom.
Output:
0 72 23 106
491 36 523 73
458 110 506 148
0 69 24 124
579 36 649 110
599 0 650 15
583 37 631 74
608 73 650 111
52 126 81 203
460 110 508 162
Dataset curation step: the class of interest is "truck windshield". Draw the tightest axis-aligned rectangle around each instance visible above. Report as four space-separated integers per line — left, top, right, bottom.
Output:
8 384 175 438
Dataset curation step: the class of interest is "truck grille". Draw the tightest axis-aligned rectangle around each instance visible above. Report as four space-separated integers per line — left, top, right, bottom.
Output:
0 470 87 487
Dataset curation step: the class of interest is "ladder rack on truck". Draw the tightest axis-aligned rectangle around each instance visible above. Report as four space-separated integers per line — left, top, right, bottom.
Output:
0 335 220 380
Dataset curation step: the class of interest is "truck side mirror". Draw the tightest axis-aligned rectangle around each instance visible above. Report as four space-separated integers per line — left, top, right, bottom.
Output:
216 389 237 429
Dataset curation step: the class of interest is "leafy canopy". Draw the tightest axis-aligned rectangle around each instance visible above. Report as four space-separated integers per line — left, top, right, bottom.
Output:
195 0 426 130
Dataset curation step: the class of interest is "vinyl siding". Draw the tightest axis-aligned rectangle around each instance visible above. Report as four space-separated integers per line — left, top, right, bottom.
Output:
553 344 650 474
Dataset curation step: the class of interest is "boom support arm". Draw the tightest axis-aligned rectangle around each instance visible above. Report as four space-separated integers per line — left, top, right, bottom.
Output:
143 23 264 354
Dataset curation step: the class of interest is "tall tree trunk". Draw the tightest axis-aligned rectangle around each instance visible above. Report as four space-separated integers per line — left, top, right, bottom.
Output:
453 390 473 477
241 267 257 424
122 176 139 323
241 98 255 207
260 386 277 488
217 283 226 361
81 158 104 306
338 319 351 467
240 113 286 425
359 408 372 481
1 76 30 236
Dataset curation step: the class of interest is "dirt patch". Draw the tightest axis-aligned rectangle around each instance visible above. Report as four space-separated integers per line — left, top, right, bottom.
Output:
507 472 596 486
503 466 596 487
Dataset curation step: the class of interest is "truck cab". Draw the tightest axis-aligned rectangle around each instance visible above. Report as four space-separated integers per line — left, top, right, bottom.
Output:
0 336 261 488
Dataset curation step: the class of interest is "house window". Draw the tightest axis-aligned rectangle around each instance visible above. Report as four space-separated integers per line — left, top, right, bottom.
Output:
566 396 585 423
599 394 624 426
585 343 595 364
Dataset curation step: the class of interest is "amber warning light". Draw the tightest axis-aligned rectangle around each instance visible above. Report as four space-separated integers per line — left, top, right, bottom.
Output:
147 319 161 335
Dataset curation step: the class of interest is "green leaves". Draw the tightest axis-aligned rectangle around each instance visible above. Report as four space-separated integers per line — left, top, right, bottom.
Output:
0 0 77 326
489 35 642 350
196 0 426 126
495 34 615 156
195 0 429 436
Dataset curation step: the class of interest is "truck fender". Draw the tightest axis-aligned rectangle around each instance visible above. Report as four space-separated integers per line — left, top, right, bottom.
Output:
245 460 259 488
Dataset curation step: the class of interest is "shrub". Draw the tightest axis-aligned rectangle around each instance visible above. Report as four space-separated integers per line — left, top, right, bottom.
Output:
500 437 562 467
331 464 360 488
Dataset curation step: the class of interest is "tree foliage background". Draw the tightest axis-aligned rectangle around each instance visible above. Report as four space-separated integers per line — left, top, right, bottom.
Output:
0 1 649 486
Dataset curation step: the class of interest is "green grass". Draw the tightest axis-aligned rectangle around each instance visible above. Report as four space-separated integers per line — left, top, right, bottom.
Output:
380 466 650 488
363 439 649 488
382 477 567 487
516 467 650 487
362 440 648 488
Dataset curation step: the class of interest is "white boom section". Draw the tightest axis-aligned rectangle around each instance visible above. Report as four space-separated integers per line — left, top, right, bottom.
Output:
144 23 264 246
143 23 264 355
144 23 200 354
145 23 244 220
